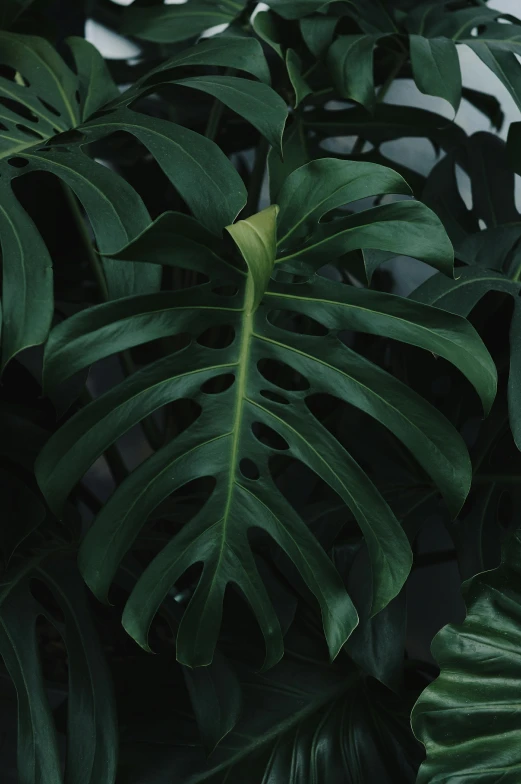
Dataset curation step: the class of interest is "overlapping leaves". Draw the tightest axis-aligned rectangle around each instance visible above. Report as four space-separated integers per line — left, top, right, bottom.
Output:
0 550 117 784
122 0 248 44
36 158 496 667
411 131 521 449
134 611 423 784
126 0 521 123
0 32 285 368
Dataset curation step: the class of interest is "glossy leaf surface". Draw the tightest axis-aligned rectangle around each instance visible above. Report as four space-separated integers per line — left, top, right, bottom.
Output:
36 161 496 668
412 526 521 783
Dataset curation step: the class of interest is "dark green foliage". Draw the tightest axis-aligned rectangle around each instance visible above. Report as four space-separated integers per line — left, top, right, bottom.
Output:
1 1 521 782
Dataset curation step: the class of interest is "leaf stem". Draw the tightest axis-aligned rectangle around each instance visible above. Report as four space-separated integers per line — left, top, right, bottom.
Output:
205 99 226 142
79 388 128 485
245 136 269 217
351 52 406 156
63 187 129 483
63 182 164 452
61 182 109 301
120 351 164 449
205 67 235 142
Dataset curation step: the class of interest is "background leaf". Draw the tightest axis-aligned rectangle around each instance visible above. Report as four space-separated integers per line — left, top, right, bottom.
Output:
409 35 461 113
412 525 521 783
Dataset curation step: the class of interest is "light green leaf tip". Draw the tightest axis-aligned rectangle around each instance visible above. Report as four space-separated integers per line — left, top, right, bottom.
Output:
226 205 279 311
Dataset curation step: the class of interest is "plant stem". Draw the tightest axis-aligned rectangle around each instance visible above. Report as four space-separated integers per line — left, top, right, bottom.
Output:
245 136 269 217
205 99 226 141
64 187 129 483
120 351 164 449
205 67 235 142
61 182 109 301
79 389 128 485
351 52 406 156
64 182 165 452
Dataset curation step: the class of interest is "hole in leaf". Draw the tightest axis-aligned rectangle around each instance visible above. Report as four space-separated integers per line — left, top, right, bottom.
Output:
84 130 182 221
127 333 192 369
267 309 329 336
455 164 472 210
271 268 310 284
30 578 66 624
75 89 81 103
39 97 62 117
240 458 260 480
16 123 41 140
212 283 239 297
0 121 7 131
305 393 344 428
197 325 235 349
257 359 309 391
260 389 289 405
34 614 69 684
252 421 289 451
8 156 29 168
0 65 18 81
149 476 216 531
47 129 84 146
200 373 235 394
166 398 202 438
111 398 202 472
0 96 39 122
268 453 336 513
162 266 208 290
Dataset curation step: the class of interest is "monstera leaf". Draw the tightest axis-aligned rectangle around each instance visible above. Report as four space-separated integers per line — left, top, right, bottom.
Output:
411 132 521 450
405 2 521 110
122 0 249 43
35 158 496 668
412 524 521 782
265 0 521 119
0 550 117 784
0 32 284 368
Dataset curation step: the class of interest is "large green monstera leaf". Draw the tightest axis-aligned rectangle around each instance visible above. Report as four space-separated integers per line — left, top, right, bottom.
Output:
36 159 496 667
122 0 249 44
412 524 521 782
0 32 284 368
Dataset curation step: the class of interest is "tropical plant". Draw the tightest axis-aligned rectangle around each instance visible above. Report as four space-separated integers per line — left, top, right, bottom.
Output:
1 0 521 782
